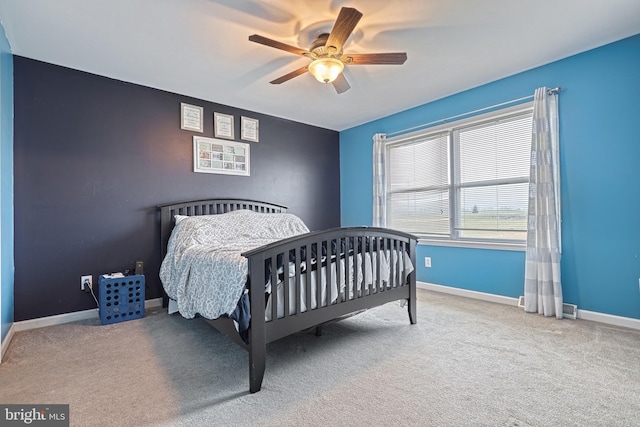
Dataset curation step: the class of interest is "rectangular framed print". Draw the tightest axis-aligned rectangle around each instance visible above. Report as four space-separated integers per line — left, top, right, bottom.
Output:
193 136 249 176
214 112 235 139
241 116 259 142
180 103 204 132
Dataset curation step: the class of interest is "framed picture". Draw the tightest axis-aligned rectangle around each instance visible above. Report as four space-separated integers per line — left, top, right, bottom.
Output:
193 136 250 176
180 103 203 132
214 112 235 139
241 116 259 142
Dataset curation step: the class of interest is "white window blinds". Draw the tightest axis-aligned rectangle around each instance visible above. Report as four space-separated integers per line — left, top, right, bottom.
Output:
455 113 532 241
387 132 450 236
384 104 533 243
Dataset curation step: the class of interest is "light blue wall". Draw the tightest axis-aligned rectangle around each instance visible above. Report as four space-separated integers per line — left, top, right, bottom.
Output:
0 21 13 344
340 34 640 320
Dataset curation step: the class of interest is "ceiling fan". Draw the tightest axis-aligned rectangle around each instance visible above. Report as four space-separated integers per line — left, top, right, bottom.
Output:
248 7 407 94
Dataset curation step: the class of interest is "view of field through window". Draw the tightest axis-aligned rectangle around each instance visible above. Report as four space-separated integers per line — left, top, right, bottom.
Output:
386 108 532 242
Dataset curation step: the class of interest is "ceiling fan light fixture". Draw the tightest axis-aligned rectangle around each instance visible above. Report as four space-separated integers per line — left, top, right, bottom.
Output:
308 57 344 83
249 7 405 93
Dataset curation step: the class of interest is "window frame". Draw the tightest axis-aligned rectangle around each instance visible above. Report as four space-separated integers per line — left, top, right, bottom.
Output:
384 102 533 251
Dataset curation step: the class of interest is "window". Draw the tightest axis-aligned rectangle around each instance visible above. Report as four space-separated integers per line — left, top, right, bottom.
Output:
385 103 533 245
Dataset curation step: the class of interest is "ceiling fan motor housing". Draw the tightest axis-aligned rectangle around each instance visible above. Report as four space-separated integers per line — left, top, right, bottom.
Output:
310 33 339 58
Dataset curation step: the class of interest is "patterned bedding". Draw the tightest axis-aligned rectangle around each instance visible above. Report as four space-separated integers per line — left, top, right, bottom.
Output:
159 210 310 319
267 250 403 319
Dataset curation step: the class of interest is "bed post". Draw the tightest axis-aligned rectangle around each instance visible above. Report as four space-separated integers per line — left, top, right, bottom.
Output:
247 255 267 393
408 238 417 325
159 205 173 308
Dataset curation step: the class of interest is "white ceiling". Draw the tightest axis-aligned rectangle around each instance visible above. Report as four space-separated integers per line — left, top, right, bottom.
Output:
0 0 639 131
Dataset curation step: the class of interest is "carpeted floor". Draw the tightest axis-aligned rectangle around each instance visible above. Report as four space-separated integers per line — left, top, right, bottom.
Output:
1 289 639 426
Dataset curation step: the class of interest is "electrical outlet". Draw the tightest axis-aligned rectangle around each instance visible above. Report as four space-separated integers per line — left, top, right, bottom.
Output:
81 275 92 292
424 257 432 268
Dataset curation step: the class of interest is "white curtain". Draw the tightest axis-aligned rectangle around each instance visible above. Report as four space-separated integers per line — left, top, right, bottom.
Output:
524 87 563 318
372 133 387 227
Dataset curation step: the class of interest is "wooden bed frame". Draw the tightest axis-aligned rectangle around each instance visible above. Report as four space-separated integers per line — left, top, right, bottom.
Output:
159 198 417 393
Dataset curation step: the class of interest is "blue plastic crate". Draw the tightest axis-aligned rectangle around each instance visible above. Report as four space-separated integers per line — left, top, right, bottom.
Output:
98 274 145 325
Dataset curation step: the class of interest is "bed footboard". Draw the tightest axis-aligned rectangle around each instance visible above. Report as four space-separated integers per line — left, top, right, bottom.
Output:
158 199 417 394
242 226 417 393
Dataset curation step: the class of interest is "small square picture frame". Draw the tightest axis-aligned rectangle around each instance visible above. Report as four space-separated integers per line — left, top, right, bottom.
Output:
214 112 235 140
241 116 259 142
180 103 204 133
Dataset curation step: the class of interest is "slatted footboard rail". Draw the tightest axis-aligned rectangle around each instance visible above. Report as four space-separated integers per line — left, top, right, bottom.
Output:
242 226 417 393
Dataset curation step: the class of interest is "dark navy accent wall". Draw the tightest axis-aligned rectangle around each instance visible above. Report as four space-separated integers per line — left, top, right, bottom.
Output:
13 57 340 321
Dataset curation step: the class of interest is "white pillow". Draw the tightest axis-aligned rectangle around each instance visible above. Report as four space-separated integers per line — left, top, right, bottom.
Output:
174 214 189 224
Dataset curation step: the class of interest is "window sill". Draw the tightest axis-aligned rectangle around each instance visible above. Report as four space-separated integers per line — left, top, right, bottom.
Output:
417 238 525 252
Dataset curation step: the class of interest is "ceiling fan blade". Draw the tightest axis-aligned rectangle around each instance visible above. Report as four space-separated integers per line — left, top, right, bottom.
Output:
325 7 363 54
249 34 310 56
269 65 309 84
343 53 408 65
332 73 350 94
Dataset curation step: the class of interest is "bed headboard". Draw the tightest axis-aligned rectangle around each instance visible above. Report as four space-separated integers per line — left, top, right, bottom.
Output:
158 198 288 257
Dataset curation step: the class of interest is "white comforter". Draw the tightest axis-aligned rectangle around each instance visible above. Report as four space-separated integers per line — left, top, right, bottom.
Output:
159 210 309 319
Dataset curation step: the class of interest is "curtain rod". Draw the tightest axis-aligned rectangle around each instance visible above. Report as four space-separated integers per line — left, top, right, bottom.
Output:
386 86 561 138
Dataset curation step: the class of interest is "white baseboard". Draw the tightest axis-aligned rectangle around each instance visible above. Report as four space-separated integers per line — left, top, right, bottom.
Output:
577 309 640 330
9 286 640 339
418 281 519 306
1 322 16 364
418 281 640 331
13 298 163 333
